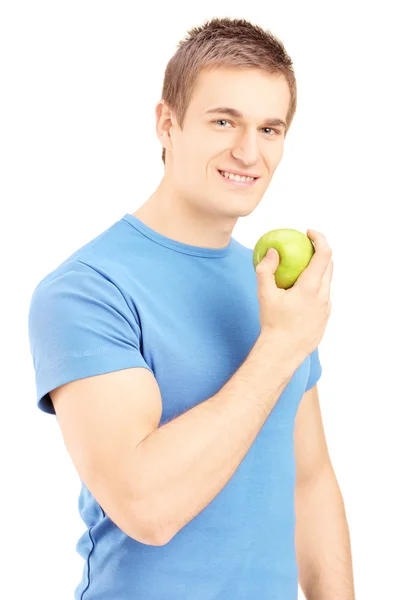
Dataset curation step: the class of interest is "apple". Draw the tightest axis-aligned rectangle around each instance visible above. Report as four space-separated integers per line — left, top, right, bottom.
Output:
253 228 315 289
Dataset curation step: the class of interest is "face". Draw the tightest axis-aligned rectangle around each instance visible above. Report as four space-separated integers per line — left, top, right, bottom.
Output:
156 67 291 219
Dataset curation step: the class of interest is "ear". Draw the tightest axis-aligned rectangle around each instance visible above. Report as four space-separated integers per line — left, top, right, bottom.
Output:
155 100 174 154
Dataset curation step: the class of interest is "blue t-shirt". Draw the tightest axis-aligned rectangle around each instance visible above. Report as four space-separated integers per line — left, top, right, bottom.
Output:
28 213 322 600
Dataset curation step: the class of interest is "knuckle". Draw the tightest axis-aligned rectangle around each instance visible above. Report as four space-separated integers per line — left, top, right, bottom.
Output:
255 263 265 275
305 281 320 295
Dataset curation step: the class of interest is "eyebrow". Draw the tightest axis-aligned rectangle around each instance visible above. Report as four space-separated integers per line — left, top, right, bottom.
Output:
205 107 287 131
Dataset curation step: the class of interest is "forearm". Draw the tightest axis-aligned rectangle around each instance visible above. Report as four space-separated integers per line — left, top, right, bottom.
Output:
295 464 356 599
132 332 302 545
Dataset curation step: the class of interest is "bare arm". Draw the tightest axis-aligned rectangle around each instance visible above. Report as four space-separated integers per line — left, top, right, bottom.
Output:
49 230 332 547
131 332 303 545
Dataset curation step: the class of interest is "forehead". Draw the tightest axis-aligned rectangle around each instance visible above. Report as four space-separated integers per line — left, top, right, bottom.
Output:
188 67 290 117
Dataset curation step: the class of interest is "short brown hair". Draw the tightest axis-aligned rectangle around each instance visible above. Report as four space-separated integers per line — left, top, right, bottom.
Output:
160 17 297 165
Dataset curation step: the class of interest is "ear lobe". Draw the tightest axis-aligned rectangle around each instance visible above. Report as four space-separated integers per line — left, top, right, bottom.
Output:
155 100 175 152
156 124 173 153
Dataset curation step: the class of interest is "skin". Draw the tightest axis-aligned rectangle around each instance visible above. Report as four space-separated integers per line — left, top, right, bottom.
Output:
132 66 356 597
132 67 291 247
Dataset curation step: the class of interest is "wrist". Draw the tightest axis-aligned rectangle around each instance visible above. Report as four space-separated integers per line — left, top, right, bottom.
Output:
254 330 304 375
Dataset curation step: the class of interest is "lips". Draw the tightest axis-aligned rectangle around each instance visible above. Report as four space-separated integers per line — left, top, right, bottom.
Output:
218 169 260 179
216 168 259 187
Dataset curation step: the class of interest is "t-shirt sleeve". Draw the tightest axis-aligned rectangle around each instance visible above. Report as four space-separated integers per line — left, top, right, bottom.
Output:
28 261 154 415
305 346 322 391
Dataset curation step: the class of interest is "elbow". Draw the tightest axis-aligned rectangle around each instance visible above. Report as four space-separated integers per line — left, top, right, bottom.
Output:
128 497 174 547
145 529 172 547
145 510 175 546
129 530 169 547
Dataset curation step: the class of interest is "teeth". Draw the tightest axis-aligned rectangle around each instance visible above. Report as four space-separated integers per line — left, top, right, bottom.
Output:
220 170 255 183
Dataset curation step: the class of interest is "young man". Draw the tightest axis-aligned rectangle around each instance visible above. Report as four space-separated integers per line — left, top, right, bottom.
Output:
28 17 355 600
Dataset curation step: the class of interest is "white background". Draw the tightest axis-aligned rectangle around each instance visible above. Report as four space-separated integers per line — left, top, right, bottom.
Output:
1 1 399 598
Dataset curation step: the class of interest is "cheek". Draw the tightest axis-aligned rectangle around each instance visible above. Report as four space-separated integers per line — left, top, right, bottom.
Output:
171 153 205 190
180 133 210 162
271 141 285 161
193 130 227 154
177 139 215 176
259 143 284 171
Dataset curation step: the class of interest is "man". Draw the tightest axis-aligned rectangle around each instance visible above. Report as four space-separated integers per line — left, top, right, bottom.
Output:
28 17 355 600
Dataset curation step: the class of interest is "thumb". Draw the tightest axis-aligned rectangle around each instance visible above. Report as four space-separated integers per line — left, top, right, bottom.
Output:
256 247 280 274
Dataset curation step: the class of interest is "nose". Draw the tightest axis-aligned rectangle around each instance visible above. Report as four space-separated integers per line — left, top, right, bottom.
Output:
231 129 261 166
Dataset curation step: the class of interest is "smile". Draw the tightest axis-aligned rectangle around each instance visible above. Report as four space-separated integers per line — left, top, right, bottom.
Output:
216 169 260 187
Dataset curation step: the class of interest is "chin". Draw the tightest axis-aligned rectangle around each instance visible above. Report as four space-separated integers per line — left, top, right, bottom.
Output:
215 199 259 220
226 193 262 214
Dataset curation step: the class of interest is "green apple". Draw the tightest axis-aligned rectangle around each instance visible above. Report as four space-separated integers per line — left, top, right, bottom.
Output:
253 228 315 289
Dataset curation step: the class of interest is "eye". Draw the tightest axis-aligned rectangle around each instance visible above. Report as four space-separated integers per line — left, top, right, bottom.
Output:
214 121 280 136
262 128 280 136
215 119 232 127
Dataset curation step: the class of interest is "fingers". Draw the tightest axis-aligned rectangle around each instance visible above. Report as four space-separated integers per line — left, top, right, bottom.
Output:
296 230 332 290
320 258 334 298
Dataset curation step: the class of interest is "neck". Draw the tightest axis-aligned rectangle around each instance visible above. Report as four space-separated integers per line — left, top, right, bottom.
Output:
132 176 237 249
